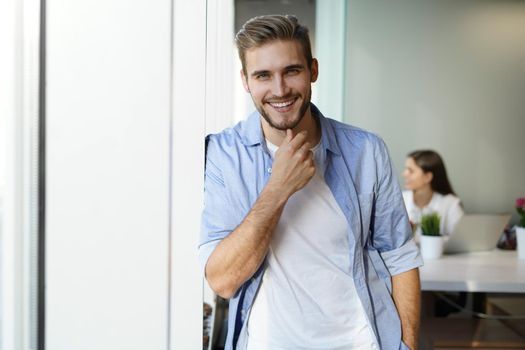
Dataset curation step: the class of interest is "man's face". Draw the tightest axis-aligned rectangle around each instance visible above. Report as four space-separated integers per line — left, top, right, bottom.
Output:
241 40 318 131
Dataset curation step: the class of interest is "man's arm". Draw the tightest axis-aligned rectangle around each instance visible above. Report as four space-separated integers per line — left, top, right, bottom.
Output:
392 268 421 350
205 130 315 299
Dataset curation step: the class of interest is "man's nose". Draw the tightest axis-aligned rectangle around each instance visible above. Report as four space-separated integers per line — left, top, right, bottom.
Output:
272 76 289 97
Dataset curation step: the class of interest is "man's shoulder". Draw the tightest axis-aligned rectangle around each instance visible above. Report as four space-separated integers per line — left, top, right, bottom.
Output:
207 125 238 145
205 119 261 173
206 112 259 150
325 117 385 148
206 121 244 150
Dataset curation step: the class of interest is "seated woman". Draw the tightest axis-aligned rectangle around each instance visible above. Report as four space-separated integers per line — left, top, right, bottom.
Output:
402 150 464 240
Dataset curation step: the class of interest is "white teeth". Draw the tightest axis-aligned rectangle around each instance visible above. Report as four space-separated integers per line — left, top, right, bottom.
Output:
270 100 294 108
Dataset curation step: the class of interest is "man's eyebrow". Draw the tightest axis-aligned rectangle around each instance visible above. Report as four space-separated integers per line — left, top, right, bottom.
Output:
284 64 305 71
250 69 270 77
250 64 306 78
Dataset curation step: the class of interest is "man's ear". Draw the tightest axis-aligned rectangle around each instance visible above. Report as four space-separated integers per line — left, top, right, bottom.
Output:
310 58 319 83
240 69 250 92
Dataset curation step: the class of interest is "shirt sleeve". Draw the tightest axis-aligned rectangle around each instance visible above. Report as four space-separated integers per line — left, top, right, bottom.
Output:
371 138 423 276
198 135 237 274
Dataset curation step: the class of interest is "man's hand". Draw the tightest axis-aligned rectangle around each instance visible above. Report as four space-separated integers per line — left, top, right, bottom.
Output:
267 129 316 199
205 130 316 298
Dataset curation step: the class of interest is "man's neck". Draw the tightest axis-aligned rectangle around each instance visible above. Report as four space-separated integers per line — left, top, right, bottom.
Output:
262 109 321 147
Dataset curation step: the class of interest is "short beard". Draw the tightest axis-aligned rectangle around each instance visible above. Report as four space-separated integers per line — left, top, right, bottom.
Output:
256 89 311 131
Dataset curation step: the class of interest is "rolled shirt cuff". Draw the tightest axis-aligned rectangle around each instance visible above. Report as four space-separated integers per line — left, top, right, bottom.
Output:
198 239 221 276
380 238 423 276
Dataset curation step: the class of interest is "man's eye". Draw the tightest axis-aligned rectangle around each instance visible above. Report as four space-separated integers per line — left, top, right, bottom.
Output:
286 69 300 75
256 73 269 80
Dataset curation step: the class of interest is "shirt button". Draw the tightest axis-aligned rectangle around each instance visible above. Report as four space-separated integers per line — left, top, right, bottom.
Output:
267 168 272 174
371 343 378 350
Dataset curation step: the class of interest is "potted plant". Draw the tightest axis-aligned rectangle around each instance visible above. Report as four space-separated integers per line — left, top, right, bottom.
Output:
515 197 525 259
420 212 444 259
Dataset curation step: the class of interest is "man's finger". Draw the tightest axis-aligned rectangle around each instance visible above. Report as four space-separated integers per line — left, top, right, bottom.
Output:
289 130 308 149
287 128 293 140
279 129 294 147
296 142 311 159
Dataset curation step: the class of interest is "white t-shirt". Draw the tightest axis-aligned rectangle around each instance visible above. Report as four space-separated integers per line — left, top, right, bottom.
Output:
402 190 464 240
246 141 378 350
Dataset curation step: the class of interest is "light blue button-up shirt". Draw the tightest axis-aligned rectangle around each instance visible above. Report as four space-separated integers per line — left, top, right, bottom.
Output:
200 104 423 350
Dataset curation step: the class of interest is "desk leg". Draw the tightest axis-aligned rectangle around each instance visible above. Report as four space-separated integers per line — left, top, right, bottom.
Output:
472 292 487 317
421 291 436 318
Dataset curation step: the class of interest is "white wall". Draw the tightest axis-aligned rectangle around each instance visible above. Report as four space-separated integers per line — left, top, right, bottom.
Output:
46 0 172 348
344 0 525 218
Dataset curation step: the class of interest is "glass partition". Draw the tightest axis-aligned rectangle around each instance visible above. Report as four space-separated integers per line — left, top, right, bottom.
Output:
0 0 43 347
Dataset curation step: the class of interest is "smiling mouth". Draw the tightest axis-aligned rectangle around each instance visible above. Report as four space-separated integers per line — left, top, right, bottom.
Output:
267 98 297 111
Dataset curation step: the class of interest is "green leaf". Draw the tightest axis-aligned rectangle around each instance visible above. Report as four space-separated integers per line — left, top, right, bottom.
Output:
421 212 441 236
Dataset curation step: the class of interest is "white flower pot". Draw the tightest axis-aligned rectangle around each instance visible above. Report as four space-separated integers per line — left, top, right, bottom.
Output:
516 227 525 260
420 235 444 259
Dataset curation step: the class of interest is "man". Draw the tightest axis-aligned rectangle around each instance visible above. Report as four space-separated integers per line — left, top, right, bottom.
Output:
200 15 423 350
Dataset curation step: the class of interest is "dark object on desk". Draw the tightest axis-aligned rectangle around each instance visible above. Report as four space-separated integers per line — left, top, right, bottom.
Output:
497 226 517 250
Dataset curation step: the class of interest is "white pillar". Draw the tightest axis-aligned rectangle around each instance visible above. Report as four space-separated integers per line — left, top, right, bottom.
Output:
46 0 174 348
0 0 41 347
314 0 346 121
169 0 207 349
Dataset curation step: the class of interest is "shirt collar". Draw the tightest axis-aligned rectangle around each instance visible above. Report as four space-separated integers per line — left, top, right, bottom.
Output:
313 104 342 157
237 103 342 156
238 109 265 147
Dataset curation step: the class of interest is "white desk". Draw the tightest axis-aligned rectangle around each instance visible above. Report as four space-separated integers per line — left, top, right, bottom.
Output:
420 249 525 293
